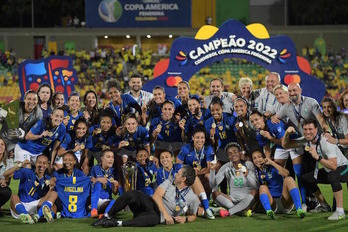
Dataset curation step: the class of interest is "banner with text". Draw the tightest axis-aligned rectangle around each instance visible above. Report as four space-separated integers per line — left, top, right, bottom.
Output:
85 0 191 27
143 19 326 103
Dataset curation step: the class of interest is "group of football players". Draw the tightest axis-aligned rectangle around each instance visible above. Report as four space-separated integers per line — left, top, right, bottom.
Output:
0 71 348 227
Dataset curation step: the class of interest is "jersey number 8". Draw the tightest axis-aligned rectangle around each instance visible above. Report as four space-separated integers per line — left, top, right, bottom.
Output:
68 195 78 212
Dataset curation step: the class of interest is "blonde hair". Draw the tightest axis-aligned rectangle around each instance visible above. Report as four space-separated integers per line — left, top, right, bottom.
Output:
238 77 253 90
273 84 288 95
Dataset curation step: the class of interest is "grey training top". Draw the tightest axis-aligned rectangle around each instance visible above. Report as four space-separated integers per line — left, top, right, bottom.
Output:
159 179 200 223
276 96 322 136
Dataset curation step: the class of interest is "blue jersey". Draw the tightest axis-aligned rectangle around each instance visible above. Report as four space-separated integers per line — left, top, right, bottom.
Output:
41 106 52 119
185 108 211 134
66 111 83 132
60 132 92 161
205 113 237 149
256 166 283 198
116 126 149 151
55 176 91 218
13 168 51 203
89 125 118 152
136 162 157 196
177 144 214 169
61 132 93 151
108 94 141 126
53 168 85 179
149 117 182 142
90 164 114 200
147 96 182 118
255 119 286 149
18 119 66 155
157 163 182 185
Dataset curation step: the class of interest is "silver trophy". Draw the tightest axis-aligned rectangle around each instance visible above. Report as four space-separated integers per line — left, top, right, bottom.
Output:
122 161 138 191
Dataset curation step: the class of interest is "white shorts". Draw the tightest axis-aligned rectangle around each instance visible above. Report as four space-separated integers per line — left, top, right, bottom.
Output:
14 144 39 164
274 197 294 214
274 148 301 160
10 199 40 219
97 198 111 211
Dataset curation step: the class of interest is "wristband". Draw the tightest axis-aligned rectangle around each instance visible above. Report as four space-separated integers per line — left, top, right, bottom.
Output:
317 156 323 162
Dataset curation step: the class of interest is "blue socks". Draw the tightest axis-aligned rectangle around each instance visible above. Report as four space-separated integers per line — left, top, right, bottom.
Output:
260 194 271 211
15 203 28 214
91 182 102 210
289 188 302 210
293 164 306 204
198 192 210 210
104 200 116 214
38 201 52 217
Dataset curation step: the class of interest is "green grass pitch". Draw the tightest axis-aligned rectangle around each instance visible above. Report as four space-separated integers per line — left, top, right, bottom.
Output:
1 181 348 232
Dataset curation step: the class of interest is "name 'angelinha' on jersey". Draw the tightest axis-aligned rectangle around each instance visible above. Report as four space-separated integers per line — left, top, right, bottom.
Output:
64 186 84 192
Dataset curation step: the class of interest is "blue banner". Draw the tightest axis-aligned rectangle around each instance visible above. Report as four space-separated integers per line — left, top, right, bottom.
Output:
85 0 191 28
143 19 326 103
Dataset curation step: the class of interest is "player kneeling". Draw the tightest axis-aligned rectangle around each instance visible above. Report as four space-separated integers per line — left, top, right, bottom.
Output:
251 150 306 220
3 155 57 223
90 149 119 218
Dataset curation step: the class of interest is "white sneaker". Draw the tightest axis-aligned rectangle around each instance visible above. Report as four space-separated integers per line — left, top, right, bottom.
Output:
20 213 34 224
301 203 307 213
205 208 215 220
328 211 346 220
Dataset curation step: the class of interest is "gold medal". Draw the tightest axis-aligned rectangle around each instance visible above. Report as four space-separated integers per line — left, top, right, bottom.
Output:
261 175 265 179
238 122 243 127
175 205 181 211
212 123 216 129
236 171 240 176
104 174 108 178
238 163 243 169
75 142 79 147
124 141 129 146
72 119 76 124
66 116 70 121
166 124 170 129
80 144 85 149
34 181 39 187
47 132 53 137
129 137 133 142
181 119 186 124
149 156 154 161
305 146 310 151
96 128 102 134
157 124 162 130
110 177 114 182
218 125 223 131
45 180 50 186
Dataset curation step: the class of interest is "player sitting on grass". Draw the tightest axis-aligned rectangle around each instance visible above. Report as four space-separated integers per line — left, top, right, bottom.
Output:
4 155 57 224
209 142 258 217
251 150 306 220
158 149 215 220
91 165 199 227
90 149 118 218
